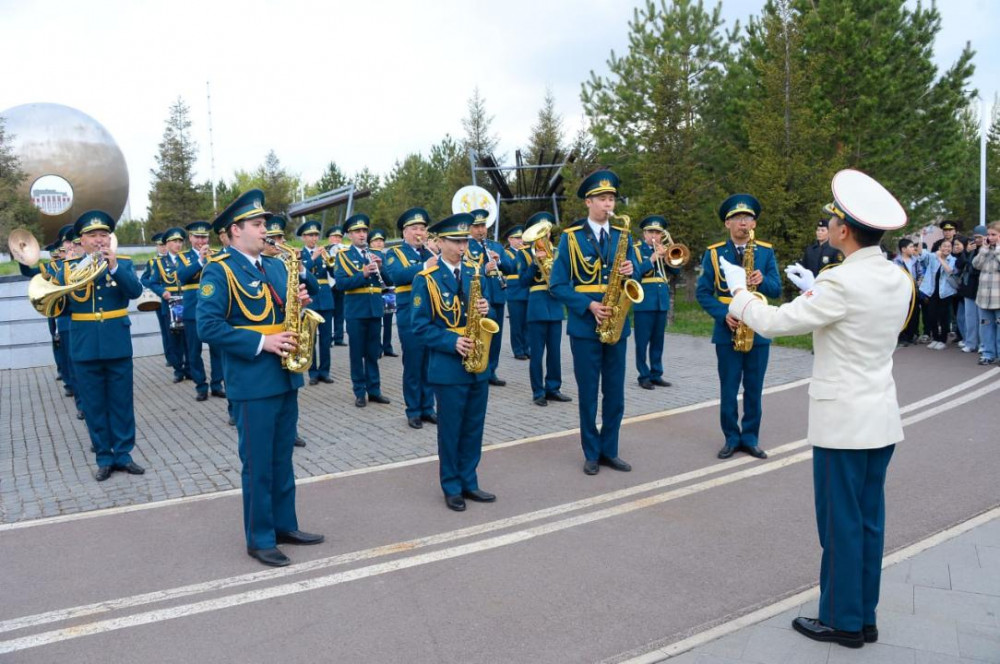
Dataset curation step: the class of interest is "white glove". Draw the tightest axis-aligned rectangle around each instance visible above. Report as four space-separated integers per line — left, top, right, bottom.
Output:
718 256 747 292
784 263 815 292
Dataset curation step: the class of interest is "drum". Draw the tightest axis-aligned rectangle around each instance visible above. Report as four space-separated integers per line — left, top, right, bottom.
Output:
381 286 397 315
168 301 185 333
136 288 162 312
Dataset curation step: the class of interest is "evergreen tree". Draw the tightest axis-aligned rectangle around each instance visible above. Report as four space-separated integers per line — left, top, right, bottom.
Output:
147 97 212 233
0 117 39 251
311 161 348 195
524 88 565 166
987 98 1000 222
462 87 500 158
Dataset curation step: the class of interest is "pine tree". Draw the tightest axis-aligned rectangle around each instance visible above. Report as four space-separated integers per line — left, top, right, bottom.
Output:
524 88 565 166
147 97 212 232
311 161 348 195
987 98 1000 222
462 87 499 158
0 117 39 251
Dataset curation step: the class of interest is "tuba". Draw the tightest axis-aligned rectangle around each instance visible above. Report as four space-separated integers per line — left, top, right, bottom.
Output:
264 238 325 373
461 264 499 374
732 229 767 352
521 219 555 284
597 213 644 345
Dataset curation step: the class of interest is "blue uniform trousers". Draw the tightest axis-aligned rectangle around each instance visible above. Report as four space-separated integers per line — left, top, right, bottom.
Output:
398 311 435 419
74 358 136 468
165 323 187 380
347 317 382 398
332 290 346 344
813 445 895 632
507 300 529 357
528 321 562 399
234 391 299 550
569 336 627 461
433 381 488 497
50 318 66 379
155 307 171 361
487 304 505 380
60 331 82 411
634 310 668 381
715 343 769 449
184 325 221 394
382 311 395 354
309 309 333 379
208 345 223 391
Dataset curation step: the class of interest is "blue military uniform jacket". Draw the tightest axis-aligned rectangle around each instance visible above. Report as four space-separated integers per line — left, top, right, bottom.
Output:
504 247 527 302
516 247 562 322
384 243 433 312
333 245 384 320
411 262 495 386
300 247 335 312
176 248 210 320
466 238 514 305
196 250 318 401
148 253 191 303
51 256 143 361
549 221 642 340
633 242 679 313
695 238 782 345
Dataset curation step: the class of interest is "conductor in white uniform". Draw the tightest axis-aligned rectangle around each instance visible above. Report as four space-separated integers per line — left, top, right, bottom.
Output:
719 169 913 649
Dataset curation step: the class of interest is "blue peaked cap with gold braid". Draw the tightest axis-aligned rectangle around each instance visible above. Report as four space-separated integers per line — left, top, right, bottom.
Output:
343 213 370 234
640 215 669 232
212 189 268 235
718 194 761 222
163 227 187 242
185 221 211 237
577 169 620 199
296 219 322 236
429 213 473 240
397 207 431 231
73 210 116 235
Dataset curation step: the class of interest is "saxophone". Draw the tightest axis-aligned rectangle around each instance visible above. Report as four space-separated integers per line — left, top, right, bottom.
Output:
264 238 325 373
596 213 645 344
461 264 499 374
732 229 767 353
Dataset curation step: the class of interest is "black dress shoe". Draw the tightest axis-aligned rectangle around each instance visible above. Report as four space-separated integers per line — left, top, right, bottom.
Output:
384 350 399 357
334 341 348 347
545 391 572 402
90 444 95 453
420 413 438 425
792 617 863 648
638 380 654 390
462 488 496 502
743 446 768 459
294 437 306 448
355 396 367 408
408 417 423 429
63 386 74 397
94 466 113 482
717 445 736 459
116 461 146 475
599 456 632 472
445 495 466 512
514 354 529 360
76 410 85 420
533 397 548 407
56 372 63 381
488 377 506 386
368 394 391 404
196 392 208 402
276 530 324 545
172 375 184 383
318 375 335 384
309 377 319 385
583 460 599 475
651 378 672 387
863 624 878 643
247 547 291 567
228 416 236 426
211 389 227 398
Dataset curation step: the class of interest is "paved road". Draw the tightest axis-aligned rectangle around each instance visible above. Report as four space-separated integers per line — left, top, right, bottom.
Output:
1 343 996 663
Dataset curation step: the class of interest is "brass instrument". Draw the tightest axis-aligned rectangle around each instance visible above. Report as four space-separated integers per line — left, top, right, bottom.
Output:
660 231 690 268
461 264 499 374
521 219 555 283
264 238 325 373
732 229 767 353
597 213 644 345
27 233 118 318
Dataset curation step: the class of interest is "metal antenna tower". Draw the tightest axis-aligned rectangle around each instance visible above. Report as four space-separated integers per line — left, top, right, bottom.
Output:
206 80 218 213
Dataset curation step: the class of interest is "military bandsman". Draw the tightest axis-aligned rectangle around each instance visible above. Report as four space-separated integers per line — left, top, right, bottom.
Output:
633 215 680 389
411 213 496 511
297 219 336 385
176 221 227 401
503 225 530 360
141 232 175 373
369 228 398 358
384 207 439 429
325 227 348 347
148 227 191 383
197 189 323 567
549 170 638 475
800 218 844 277
695 194 782 460
466 209 515 386
333 214 391 408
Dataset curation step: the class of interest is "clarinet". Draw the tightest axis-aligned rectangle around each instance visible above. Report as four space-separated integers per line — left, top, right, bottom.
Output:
480 239 507 290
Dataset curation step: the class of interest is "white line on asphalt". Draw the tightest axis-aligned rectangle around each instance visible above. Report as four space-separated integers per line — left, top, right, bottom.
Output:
2 374 995 638
617 504 1000 664
0 376 816 533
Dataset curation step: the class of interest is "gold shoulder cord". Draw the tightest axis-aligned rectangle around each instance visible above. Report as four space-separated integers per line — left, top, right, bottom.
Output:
567 232 600 285
424 274 461 328
66 262 93 303
156 257 178 285
338 251 356 276
393 246 411 268
218 261 274 323
710 248 726 293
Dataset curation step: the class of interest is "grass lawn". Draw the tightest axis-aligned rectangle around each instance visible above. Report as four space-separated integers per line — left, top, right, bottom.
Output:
670 297 813 352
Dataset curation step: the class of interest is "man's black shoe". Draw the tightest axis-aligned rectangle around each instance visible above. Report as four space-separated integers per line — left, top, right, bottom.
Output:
76 410 85 420
743 446 768 459
63 386 74 397
228 416 236 426
368 394 391 404
408 417 423 429
717 445 737 459
318 375 335 384
247 547 291 567
308 377 319 386
94 466 113 482
533 397 548 407
488 377 506 387
462 489 496 503
420 413 438 425
383 350 399 357
445 495 466 512
599 456 632 472
211 389 227 398
294 437 306 448
196 392 208 402
651 378 672 387
355 396 367 408
276 530 324 545
56 372 63 381
545 392 572 402
638 380 654 390
583 460 599 475
792 617 863 648
173 375 184 383
863 624 878 643
334 341 348 347
117 461 145 475
514 354 529 360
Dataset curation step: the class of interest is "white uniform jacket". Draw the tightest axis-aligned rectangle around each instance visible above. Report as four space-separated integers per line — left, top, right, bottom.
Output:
729 246 913 450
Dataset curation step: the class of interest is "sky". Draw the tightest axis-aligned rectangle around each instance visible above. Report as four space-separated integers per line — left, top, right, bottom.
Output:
2 0 997 221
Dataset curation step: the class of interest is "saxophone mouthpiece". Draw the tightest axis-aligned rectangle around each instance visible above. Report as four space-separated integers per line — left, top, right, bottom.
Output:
264 238 277 247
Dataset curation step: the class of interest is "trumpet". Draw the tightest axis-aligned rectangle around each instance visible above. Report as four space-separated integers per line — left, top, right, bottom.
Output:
656 231 690 269
521 219 555 283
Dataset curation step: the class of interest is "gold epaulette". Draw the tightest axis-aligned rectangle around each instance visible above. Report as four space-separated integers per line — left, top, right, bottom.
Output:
419 264 439 276
707 241 725 250
755 240 773 248
209 252 230 262
819 262 839 274
116 255 131 261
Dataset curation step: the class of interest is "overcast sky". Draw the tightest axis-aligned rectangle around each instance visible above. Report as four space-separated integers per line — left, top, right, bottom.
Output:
2 0 997 220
